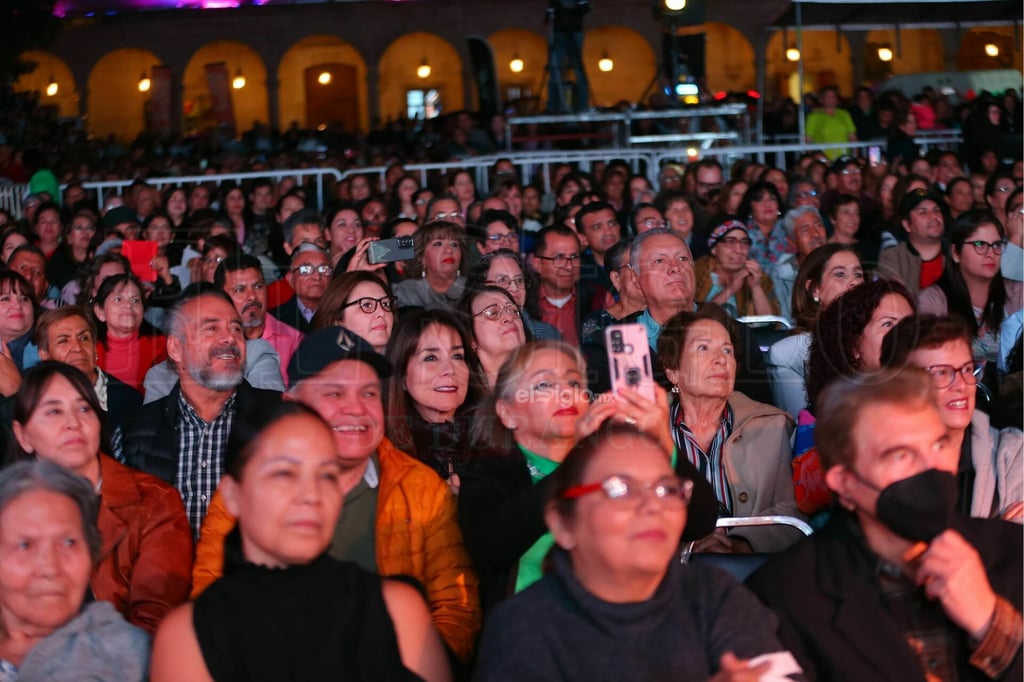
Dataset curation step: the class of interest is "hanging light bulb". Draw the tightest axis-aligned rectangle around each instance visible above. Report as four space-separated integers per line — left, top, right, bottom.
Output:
598 52 614 72
138 73 151 92
416 58 431 79
877 46 894 62
984 43 999 57
509 54 524 73
318 71 332 85
232 69 246 90
785 47 801 62
664 0 686 9
45 76 58 97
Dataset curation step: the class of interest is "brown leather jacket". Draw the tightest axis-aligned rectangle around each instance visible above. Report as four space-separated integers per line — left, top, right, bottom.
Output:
92 454 193 635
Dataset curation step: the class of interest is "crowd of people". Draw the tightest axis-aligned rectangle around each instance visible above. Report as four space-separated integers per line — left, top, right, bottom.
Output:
0 82 1021 681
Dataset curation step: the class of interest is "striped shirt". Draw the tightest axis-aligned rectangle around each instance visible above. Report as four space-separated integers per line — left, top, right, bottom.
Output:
176 390 237 537
670 402 734 517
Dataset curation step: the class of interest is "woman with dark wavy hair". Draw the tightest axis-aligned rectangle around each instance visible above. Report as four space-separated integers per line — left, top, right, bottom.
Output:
919 209 1009 367
805 278 916 413
737 181 788 269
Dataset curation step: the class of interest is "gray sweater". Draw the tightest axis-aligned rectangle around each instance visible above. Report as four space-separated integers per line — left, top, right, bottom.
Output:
475 548 789 681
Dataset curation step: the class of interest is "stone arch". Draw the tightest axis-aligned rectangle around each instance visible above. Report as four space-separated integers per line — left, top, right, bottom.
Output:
704 22 756 94
14 51 79 118
86 48 162 141
487 29 548 113
863 29 944 82
278 35 369 134
582 25 657 108
766 30 853 101
182 40 269 135
377 32 464 122
957 26 1023 73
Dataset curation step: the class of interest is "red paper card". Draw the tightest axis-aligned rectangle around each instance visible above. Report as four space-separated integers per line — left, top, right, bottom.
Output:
122 240 158 283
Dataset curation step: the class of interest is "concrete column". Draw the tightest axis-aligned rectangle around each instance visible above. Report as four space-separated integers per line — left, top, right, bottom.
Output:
266 73 280 131
366 64 380 130
847 33 867 90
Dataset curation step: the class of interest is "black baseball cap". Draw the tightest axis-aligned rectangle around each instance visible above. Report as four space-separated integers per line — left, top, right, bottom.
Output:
287 327 391 386
899 188 944 220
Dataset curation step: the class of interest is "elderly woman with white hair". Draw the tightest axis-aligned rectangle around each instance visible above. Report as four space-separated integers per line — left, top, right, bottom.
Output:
769 207 828 323
0 460 150 680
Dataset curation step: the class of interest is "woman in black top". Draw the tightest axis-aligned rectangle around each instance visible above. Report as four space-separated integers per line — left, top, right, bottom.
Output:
151 402 450 682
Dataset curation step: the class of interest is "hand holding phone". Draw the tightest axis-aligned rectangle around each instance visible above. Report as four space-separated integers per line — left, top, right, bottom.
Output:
605 323 656 402
368 236 415 265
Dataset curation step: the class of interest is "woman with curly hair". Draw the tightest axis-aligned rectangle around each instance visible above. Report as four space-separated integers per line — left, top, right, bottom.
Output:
805 278 916 413
736 181 788 269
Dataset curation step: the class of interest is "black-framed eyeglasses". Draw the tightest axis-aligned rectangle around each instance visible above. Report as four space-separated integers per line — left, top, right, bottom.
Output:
473 303 521 321
292 264 332 277
561 474 694 507
342 296 396 314
965 239 1007 255
923 361 984 389
485 275 526 289
534 253 581 267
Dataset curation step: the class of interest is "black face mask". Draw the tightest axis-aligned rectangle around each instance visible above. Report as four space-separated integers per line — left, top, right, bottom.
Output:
874 469 959 543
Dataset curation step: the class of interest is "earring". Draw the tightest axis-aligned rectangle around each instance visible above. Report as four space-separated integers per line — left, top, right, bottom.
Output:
507 423 517 431
813 296 820 303
421 270 426 279
671 385 680 394
456 269 461 277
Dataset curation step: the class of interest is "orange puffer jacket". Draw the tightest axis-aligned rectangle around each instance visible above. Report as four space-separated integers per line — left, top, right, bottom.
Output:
92 454 194 635
191 437 481 661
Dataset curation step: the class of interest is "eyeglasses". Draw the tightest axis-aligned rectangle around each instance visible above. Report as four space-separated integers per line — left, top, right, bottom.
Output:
561 474 694 507
717 237 752 248
994 186 1013 194
485 233 519 243
431 211 464 221
292 264 332 277
342 295 396 314
795 190 818 199
923 361 983 389
203 255 225 265
965 239 1007 255
639 218 666 229
534 253 581 267
486 275 526 289
840 167 862 176
474 303 521 321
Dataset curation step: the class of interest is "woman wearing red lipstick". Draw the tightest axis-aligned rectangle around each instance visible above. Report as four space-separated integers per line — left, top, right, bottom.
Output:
151 402 450 682
393 222 466 312
919 210 1011 369
9 361 193 635
0 272 36 387
882 315 1023 522
458 341 717 615
659 305 802 554
93 274 167 393
476 425 791 681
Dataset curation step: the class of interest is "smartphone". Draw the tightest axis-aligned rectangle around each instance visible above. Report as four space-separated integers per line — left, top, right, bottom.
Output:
368 236 415 265
868 145 882 167
605 323 656 401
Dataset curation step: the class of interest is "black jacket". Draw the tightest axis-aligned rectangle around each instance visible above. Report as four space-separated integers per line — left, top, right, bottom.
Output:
746 511 1023 682
118 380 281 485
458 445 718 616
103 370 143 437
269 296 313 334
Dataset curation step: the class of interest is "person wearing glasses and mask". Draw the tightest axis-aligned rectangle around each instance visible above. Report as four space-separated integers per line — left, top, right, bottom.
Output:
476 424 789 681
882 315 1023 522
393 222 467 312
918 211 1012 370
695 218 778 319
269 243 332 334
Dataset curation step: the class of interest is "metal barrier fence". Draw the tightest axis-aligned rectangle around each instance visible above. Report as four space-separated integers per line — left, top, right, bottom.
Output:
0 131 963 219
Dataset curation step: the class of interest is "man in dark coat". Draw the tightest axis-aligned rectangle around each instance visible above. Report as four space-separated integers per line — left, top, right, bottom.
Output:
747 369 1022 682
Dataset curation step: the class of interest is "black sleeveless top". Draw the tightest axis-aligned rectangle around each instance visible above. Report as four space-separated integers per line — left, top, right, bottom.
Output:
193 528 421 681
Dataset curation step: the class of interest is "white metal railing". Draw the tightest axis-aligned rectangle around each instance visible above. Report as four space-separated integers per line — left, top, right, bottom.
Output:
0 131 965 220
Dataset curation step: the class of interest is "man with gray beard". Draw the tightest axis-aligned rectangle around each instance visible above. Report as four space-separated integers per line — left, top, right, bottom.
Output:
114 289 281 536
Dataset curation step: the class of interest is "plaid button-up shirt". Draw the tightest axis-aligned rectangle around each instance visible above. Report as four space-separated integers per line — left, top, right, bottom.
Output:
176 390 237 538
